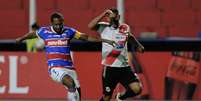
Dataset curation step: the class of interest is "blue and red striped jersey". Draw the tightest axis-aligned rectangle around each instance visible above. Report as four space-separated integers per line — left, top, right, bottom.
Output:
37 26 78 69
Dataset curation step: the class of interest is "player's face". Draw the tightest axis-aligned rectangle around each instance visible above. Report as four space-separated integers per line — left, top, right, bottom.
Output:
52 18 64 33
115 14 120 21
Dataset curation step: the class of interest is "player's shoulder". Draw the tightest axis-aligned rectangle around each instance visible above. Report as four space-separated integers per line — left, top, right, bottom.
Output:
39 26 51 31
37 26 53 36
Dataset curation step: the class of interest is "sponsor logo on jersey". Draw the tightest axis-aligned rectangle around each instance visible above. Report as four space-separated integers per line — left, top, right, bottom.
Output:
46 39 68 46
115 36 126 40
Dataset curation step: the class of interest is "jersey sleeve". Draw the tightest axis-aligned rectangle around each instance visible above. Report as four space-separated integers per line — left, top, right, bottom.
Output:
68 28 82 39
36 27 46 40
127 39 133 52
97 22 109 34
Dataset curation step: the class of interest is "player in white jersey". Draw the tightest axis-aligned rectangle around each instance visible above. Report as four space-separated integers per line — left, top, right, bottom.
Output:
88 8 144 101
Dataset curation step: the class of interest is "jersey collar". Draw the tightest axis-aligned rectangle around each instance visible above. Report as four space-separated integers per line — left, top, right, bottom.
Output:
50 26 65 34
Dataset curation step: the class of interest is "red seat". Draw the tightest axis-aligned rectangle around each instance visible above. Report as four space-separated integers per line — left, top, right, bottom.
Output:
37 10 95 35
0 0 24 10
161 10 195 26
62 10 94 35
125 0 156 10
0 10 28 27
195 11 201 25
168 26 200 37
192 0 201 10
126 10 161 27
57 0 89 11
0 26 28 39
129 26 168 38
89 0 116 11
0 10 28 39
157 0 191 10
36 0 56 10
37 10 56 26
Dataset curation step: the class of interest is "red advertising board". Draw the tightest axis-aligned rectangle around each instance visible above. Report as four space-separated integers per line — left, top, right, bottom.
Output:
0 52 201 100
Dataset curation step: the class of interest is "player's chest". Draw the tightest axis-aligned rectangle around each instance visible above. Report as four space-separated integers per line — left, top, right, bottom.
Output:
104 27 127 41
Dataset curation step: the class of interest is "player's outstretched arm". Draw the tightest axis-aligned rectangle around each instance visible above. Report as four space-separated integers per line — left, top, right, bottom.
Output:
128 32 145 53
88 9 113 30
74 32 116 47
16 31 37 43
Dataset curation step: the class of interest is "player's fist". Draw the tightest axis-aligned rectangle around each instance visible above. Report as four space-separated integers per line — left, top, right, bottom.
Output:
137 45 145 53
16 37 23 44
104 9 113 16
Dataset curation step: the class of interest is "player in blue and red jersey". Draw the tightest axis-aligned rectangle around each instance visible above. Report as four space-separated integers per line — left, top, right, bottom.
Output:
16 12 114 101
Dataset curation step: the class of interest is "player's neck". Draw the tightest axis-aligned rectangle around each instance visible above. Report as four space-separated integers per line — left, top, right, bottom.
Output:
51 26 63 34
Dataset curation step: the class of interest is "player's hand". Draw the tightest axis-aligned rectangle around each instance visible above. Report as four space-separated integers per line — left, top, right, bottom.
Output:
137 45 145 53
104 9 113 16
111 41 118 47
106 40 117 47
103 39 118 47
16 38 23 44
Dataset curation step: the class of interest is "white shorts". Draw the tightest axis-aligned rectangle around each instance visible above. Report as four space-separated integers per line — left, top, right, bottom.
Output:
49 67 80 88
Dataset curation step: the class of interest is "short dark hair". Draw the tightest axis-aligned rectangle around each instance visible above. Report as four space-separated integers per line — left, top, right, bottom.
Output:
50 12 64 22
110 8 119 15
31 22 40 30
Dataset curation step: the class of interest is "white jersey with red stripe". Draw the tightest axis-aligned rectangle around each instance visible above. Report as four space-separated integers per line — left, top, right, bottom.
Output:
98 23 131 67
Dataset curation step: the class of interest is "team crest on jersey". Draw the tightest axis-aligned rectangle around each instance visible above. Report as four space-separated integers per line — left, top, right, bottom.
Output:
115 34 127 41
44 30 54 34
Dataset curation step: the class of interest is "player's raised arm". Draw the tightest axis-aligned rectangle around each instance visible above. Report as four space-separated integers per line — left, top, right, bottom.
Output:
16 23 40 43
16 31 37 43
88 9 113 31
128 32 145 53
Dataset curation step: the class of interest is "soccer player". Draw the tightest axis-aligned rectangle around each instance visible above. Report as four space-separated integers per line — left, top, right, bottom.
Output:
16 12 114 101
88 8 144 101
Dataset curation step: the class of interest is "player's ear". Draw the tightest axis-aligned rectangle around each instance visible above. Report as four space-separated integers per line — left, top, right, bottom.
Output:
117 14 120 20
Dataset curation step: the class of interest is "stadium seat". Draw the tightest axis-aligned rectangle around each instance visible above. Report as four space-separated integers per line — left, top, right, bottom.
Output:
62 10 95 35
126 10 161 27
37 10 95 35
161 10 195 27
0 0 24 10
37 10 55 26
192 0 201 10
157 0 191 10
89 0 116 11
195 11 201 25
0 10 28 39
125 0 156 10
36 0 56 10
129 26 168 38
0 10 28 27
0 27 28 39
168 26 200 37
57 0 89 11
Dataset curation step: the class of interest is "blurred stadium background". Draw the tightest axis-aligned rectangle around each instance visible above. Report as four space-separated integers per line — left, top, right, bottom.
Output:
1 0 201 100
